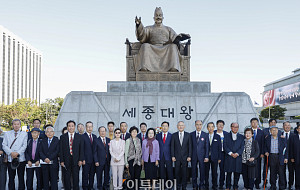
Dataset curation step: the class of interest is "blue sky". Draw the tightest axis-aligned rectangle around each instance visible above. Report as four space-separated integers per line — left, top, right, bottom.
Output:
1 0 299 105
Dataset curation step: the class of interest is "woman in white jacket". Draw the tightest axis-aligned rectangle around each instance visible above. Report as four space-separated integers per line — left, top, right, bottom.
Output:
109 128 125 190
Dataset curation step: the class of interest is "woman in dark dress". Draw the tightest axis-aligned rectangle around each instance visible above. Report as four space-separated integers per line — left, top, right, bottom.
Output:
242 128 260 190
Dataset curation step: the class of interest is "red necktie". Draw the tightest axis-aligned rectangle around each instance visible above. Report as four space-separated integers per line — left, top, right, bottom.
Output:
103 138 107 158
89 134 93 144
70 134 73 155
122 134 125 140
103 138 106 147
142 134 145 141
163 133 166 144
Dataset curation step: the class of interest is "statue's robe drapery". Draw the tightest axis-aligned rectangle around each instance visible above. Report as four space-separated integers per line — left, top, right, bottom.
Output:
134 23 183 72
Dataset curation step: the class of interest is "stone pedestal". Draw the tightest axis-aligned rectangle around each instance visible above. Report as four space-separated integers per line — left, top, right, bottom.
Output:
54 81 258 134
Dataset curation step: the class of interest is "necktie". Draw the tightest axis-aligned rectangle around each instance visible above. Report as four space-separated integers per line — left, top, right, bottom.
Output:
32 140 36 160
48 139 51 148
163 133 166 144
15 132 17 137
142 134 145 141
286 133 288 141
253 130 257 139
209 134 213 145
103 138 107 158
70 134 73 155
122 134 124 140
179 132 183 146
103 138 106 147
89 134 93 144
196 132 200 143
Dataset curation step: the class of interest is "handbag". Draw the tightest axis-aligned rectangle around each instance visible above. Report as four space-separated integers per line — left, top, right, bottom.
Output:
3 135 19 163
246 159 257 166
123 168 131 180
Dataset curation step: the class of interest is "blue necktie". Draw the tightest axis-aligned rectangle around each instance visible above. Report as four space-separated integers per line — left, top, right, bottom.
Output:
48 139 51 148
253 130 257 139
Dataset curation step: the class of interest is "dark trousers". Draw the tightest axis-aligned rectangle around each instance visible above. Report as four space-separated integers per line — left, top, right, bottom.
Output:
8 161 26 190
64 158 80 190
254 157 262 186
192 158 205 188
242 163 254 190
285 161 295 187
26 167 42 190
96 159 110 190
0 162 7 190
82 163 95 190
204 158 218 189
144 161 157 180
159 155 173 182
226 172 240 189
218 151 226 188
128 159 141 189
295 165 300 190
42 164 58 190
269 154 286 190
262 155 269 184
175 159 188 189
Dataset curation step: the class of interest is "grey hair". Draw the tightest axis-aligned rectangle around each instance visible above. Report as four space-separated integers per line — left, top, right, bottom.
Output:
195 120 203 124
45 126 55 132
177 121 185 125
12 119 21 125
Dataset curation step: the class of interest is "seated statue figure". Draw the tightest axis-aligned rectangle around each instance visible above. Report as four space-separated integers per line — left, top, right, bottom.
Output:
134 7 190 72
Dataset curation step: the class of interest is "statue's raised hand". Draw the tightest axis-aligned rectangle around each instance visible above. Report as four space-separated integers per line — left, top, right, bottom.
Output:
135 16 141 25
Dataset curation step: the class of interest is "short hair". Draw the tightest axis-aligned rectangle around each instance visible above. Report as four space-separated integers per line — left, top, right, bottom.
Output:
120 122 127 127
44 124 53 128
140 122 147 128
12 119 21 125
250 118 259 123
61 127 67 134
45 126 54 132
230 122 239 127
216 120 225 125
114 128 121 133
207 122 215 128
66 120 76 126
129 126 139 134
244 128 253 135
177 121 184 125
146 128 156 138
283 121 290 126
98 126 106 132
161 121 169 127
195 120 203 124
107 121 115 126
77 123 84 128
33 119 41 124
296 123 300 130
85 121 93 127
268 118 277 124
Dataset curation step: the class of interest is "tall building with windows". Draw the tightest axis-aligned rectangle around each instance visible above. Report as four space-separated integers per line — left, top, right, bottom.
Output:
0 25 42 105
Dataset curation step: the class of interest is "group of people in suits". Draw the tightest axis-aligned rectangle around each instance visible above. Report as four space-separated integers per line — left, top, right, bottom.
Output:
0 118 300 190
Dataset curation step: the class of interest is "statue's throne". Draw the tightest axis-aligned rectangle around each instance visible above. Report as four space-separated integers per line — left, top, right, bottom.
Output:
125 39 191 81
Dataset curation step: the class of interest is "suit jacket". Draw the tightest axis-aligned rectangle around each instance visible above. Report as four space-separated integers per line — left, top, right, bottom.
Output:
290 134 300 166
93 136 111 166
253 128 264 155
264 134 288 165
28 130 46 140
171 131 192 161
137 133 147 145
121 133 130 141
191 131 209 162
82 132 97 164
60 132 84 167
109 139 125 166
156 132 172 161
0 137 4 164
40 136 60 164
25 138 42 163
208 133 222 162
281 131 293 160
224 132 244 173
214 130 229 151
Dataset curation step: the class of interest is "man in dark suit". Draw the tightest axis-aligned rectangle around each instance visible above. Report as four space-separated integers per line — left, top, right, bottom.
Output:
171 121 192 190
281 121 295 189
156 121 173 187
205 122 222 190
214 119 228 189
0 127 7 190
264 125 288 190
191 120 209 190
40 126 60 190
28 119 46 140
25 128 42 190
290 123 300 190
60 120 84 190
120 122 130 141
137 122 147 144
262 118 277 186
82 121 97 190
224 122 244 190
94 126 111 190
250 117 264 189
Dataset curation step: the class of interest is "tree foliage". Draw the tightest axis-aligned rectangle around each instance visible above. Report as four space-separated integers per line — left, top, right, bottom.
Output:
260 105 287 119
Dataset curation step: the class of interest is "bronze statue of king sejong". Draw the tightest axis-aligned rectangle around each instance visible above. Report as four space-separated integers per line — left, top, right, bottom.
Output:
134 7 190 73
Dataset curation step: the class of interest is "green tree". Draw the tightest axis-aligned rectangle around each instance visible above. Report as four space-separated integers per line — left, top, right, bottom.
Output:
260 105 287 119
